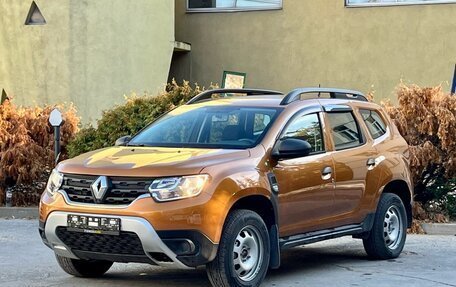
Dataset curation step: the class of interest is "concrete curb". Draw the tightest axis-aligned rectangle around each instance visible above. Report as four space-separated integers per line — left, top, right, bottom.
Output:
0 207 39 219
422 223 456 236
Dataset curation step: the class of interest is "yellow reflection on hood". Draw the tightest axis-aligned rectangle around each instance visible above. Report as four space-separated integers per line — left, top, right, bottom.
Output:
84 147 219 169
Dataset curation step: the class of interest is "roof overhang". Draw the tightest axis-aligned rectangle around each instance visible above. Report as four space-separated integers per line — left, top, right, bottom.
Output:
174 41 191 52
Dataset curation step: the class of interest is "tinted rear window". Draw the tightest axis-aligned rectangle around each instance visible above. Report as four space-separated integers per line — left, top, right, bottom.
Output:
360 109 387 139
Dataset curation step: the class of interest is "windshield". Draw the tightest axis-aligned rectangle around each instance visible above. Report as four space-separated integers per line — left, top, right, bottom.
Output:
128 106 281 149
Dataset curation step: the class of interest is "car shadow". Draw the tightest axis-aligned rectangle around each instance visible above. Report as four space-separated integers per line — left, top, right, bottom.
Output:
58 242 373 287
269 245 370 277
60 265 211 287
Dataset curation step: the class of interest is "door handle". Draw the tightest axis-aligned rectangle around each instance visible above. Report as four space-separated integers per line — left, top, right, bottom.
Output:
366 158 376 170
321 166 332 180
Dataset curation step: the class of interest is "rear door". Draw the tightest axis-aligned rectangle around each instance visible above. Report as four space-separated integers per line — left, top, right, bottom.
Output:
323 105 378 224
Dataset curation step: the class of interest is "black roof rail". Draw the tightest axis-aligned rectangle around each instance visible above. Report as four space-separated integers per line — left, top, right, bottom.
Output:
186 88 283 105
280 87 368 105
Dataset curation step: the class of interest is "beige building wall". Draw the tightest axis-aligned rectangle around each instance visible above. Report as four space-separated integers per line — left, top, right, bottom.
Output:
0 0 174 123
174 0 456 101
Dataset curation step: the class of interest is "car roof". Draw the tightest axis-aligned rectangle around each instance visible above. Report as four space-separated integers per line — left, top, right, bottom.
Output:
190 95 381 111
186 88 373 109
192 95 285 108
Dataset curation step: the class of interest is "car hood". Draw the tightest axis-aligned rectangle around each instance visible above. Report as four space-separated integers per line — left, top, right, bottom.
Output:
57 146 250 177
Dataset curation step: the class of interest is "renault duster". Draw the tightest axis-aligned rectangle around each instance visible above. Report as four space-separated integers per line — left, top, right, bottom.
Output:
39 87 413 287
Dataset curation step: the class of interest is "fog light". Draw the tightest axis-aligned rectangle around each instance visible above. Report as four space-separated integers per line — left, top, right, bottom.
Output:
163 239 196 256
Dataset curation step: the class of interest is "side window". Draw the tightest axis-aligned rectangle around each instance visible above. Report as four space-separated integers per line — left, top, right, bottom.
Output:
281 113 324 154
253 113 272 135
360 109 387 139
326 112 363 150
209 111 241 142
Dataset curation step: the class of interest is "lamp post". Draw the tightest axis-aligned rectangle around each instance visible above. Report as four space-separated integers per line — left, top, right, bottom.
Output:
49 108 63 165
5 187 12 207
4 177 14 207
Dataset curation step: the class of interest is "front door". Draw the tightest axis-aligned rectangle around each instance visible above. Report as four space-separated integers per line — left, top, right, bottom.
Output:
273 112 335 237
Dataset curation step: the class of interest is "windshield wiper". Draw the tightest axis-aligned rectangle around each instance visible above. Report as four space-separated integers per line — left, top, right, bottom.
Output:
126 143 146 147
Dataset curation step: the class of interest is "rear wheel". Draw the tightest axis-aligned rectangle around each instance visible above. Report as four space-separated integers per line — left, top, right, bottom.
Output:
206 209 270 287
363 193 407 259
55 254 113 277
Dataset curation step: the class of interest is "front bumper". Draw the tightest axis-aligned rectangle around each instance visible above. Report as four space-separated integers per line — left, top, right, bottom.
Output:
40 211 217 268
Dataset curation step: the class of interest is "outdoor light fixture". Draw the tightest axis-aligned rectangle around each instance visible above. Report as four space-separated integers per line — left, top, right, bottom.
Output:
49 108 64 164
149 174 209 202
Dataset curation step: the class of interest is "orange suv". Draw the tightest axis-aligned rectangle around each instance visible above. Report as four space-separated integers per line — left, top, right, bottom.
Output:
39 88 413 287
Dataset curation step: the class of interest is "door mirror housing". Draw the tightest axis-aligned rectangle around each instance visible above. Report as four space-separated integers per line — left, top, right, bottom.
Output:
272 138 312 159
115 135 131 146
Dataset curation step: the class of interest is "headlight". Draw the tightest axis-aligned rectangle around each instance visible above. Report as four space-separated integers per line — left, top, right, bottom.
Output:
45 169 63 197
149 174 209 202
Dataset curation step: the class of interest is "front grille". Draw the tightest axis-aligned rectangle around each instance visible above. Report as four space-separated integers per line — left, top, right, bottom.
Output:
56 227 145 255
61 174 153 205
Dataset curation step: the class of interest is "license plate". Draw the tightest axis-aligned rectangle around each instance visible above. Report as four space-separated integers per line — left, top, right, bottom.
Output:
67 215 121 235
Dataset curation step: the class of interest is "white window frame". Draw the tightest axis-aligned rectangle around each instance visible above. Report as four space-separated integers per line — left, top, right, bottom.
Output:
346 0 456 7
186 0 283 13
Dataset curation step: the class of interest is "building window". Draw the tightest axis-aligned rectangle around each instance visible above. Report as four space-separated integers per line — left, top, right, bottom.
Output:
187 0 282 12
25 1 46 25
346 0 456 7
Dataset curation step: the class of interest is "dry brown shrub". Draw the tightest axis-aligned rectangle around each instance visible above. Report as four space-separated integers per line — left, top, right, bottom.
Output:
409 202 449 233
409 220 425 234
382 84 456 204
412 202 428 220
0 100 79 205
366 90 375 102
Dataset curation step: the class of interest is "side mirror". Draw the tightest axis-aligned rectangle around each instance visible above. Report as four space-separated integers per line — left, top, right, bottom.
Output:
115 135 131 146
272 138 312 159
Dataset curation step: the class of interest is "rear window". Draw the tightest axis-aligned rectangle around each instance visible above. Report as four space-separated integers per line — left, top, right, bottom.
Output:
327 112 363 150
360 109 387 139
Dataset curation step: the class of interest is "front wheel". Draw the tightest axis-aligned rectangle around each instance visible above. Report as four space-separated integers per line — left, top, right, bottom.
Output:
206 209 270 287
363 193 407 259
55 254 113 277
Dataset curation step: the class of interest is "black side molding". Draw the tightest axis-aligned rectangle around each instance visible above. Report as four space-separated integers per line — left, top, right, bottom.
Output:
269 224 281 269
267 172 281 269
279 213 375 249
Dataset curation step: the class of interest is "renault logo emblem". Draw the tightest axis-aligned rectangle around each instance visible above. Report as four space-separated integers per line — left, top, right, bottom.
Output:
91 176 108 202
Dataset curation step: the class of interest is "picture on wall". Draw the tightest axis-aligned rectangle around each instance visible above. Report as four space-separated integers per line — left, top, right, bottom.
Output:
222 71 246 89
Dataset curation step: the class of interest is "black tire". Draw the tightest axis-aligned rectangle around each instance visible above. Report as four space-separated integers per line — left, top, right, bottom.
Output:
55 254 113 277
363 193 407 259
206 209 270 287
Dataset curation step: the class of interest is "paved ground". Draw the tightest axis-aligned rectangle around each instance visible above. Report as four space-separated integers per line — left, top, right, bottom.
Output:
1 219 455 287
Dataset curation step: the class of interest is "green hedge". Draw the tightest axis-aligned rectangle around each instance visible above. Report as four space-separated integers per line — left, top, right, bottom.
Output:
67 80 204 158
